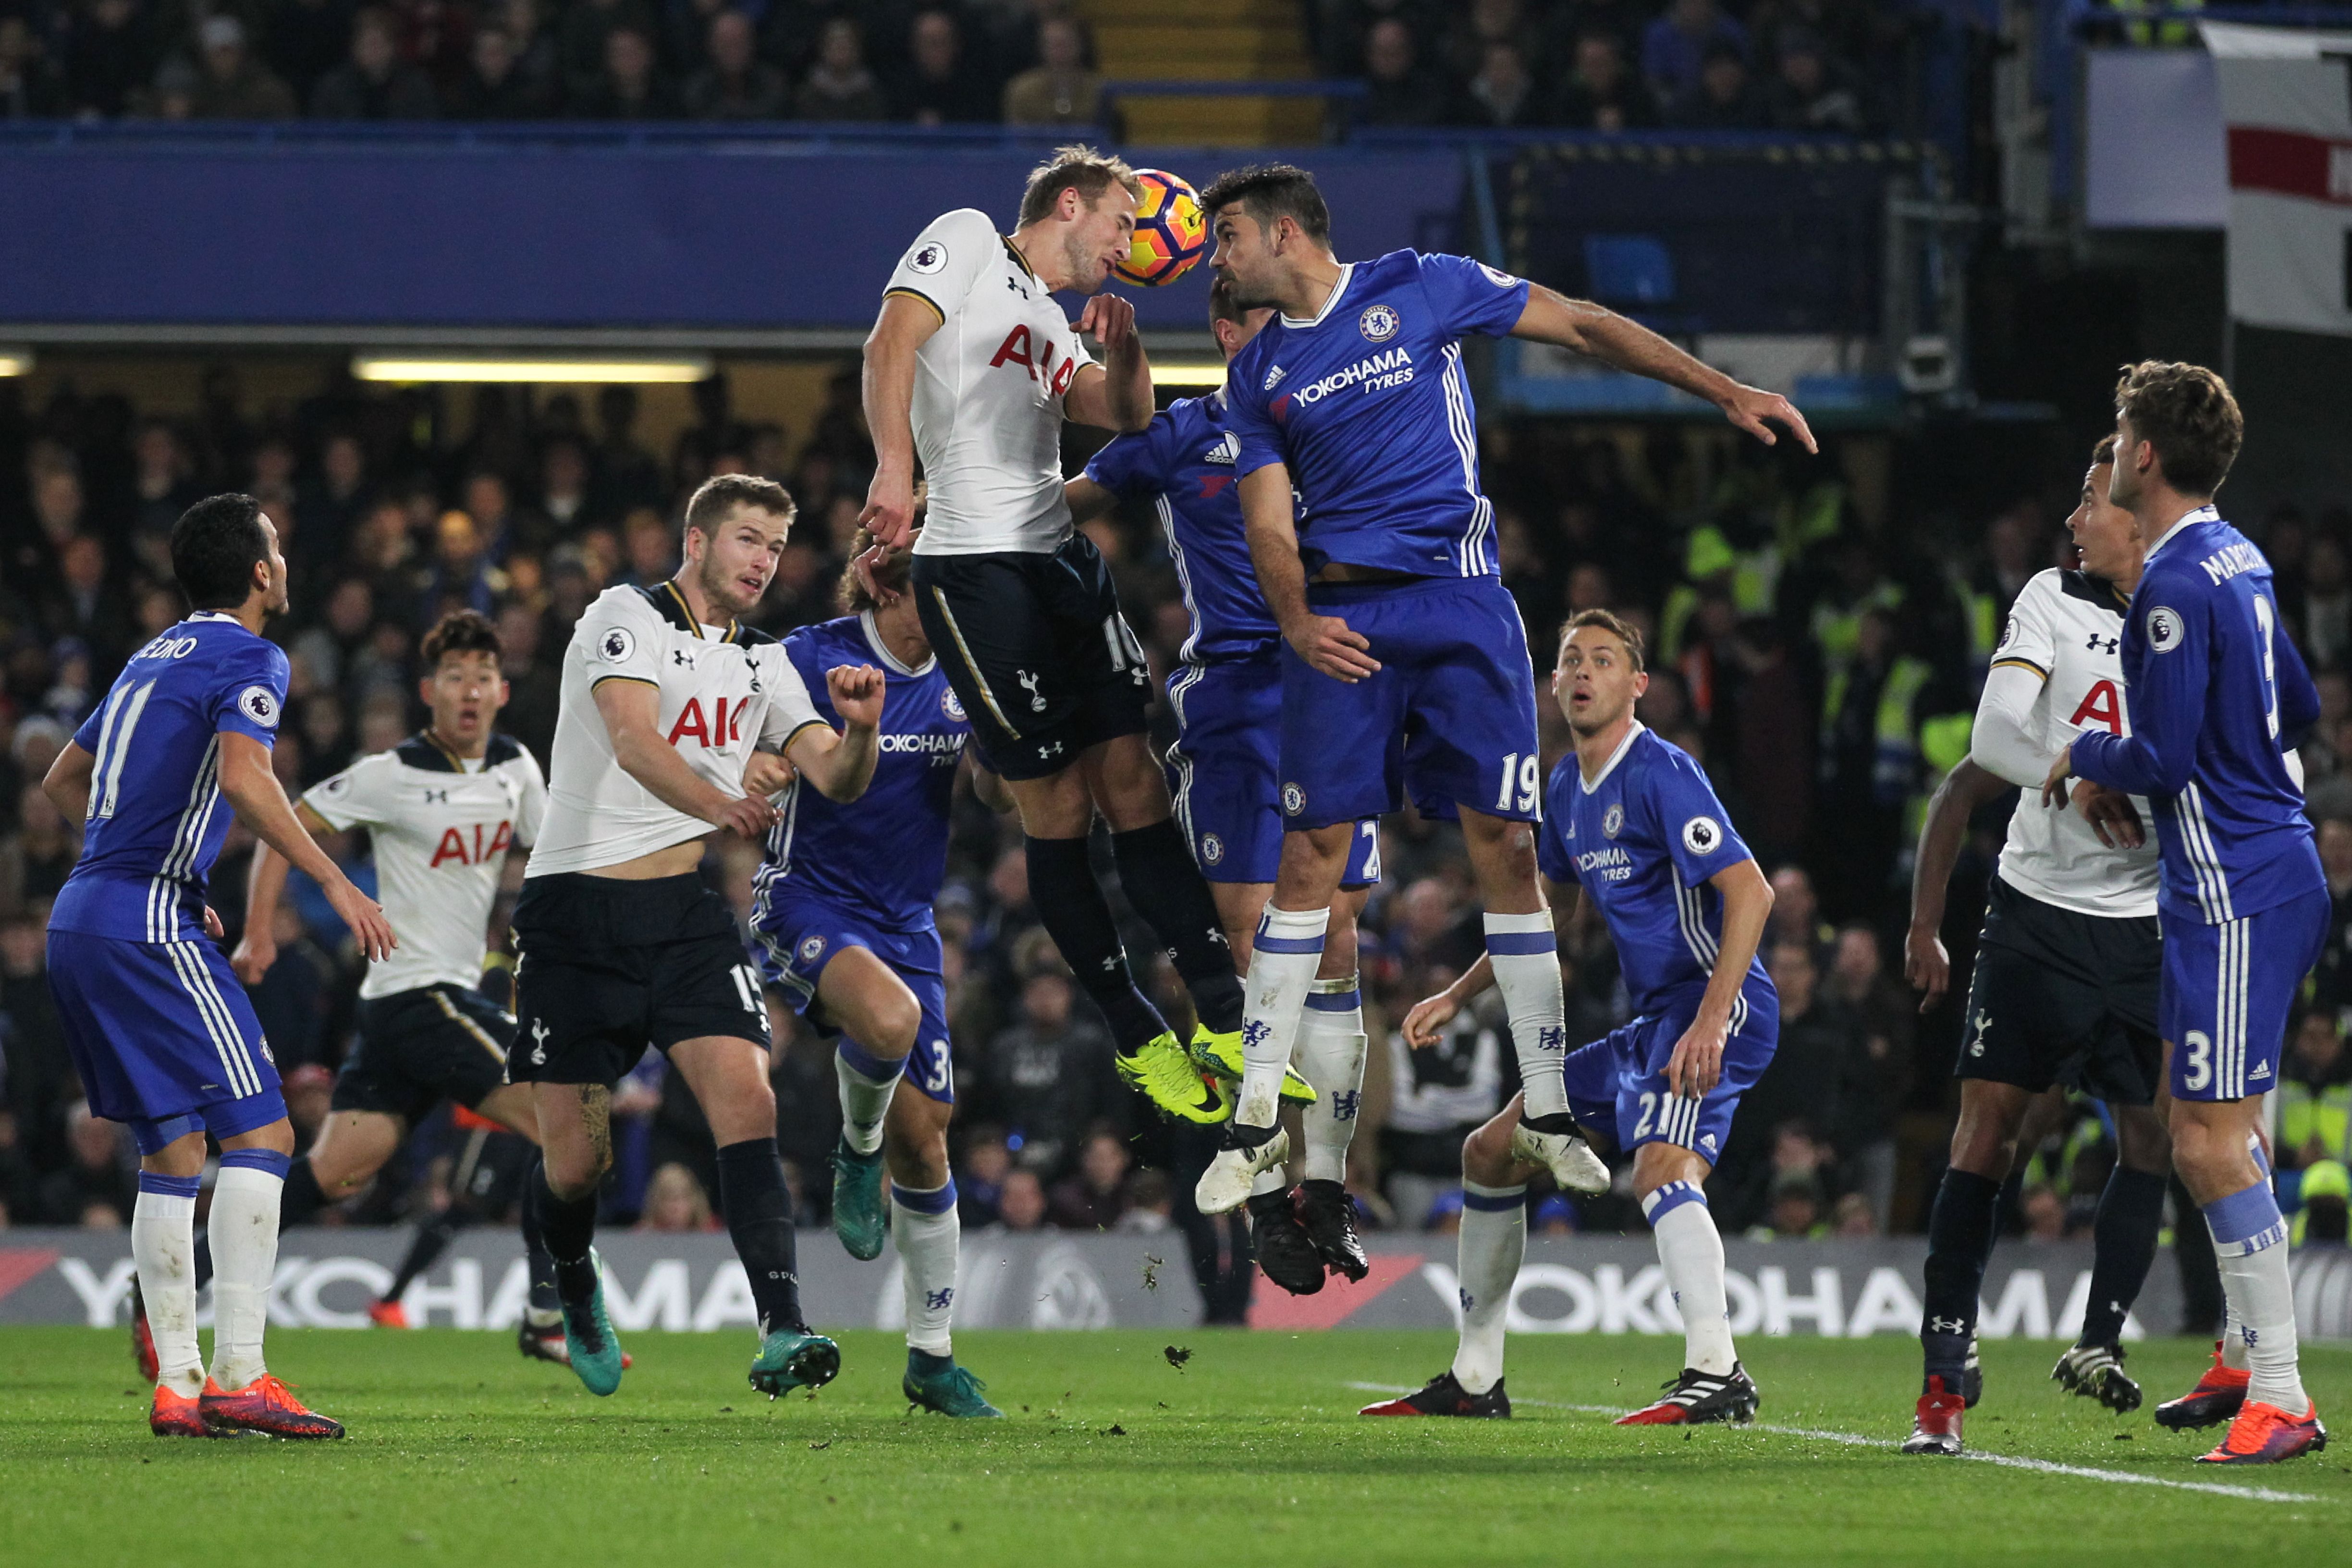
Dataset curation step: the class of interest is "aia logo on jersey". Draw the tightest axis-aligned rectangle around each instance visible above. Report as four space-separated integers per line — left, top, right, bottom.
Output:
667 696 752 748
1359 303 1400 343
430 819 514 868
2069 679 2124 735
940 688 966 723
990 325 1079 397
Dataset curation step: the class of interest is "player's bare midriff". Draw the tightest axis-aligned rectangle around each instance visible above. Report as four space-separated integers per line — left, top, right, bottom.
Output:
1312 563 1421 585
579 837 715 881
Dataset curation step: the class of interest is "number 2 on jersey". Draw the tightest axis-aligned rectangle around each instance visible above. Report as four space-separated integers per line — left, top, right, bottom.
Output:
1494 753 1540 815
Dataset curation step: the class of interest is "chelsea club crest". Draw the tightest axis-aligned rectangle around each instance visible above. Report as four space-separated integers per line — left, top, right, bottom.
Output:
1359 304 1400 343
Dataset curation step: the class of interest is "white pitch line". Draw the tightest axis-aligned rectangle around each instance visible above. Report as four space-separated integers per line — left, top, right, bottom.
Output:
1340 1384 2324 1504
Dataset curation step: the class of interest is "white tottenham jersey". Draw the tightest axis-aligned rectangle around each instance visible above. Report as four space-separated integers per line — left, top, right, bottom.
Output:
885 207 1096 556
527 583 826 877
304 732 547 1001
1985 568 2159 917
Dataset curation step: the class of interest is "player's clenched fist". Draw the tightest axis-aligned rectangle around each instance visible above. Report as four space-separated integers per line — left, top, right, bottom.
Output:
860 468 919 550
710 792 777 840
1401 991 1460 1050
1286 612 1381 684
1078 292 1136 350
827 663 887 729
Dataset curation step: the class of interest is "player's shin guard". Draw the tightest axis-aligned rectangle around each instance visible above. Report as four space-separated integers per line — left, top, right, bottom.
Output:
1645 1181 1736 1376
1449 1183 1525 1396
717 1138 806 1336
2205 1180 2309 1417
133 1172 204 1396
1482 912 1568 1120
1296 978 1367 1183
836 1038 906 1158
2079 1165 2165 1347
1237 907 1328 1127
892 1180 959 1356
1110 820 1245 1032
208 1150 290 1391
1919 1168 2001 1391
1024 834 1168 1049
533 1161 601 1306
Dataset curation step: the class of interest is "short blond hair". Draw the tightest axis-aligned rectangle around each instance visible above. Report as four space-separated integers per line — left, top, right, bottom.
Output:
1019 145 1142 226
1557 608 1646 672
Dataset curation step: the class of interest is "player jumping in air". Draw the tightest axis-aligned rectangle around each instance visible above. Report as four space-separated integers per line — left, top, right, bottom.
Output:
747 534 1004 1417
1193 161 1811 1212
1064 278 1374 1296
2044 362 2328 1465
230 609 576 1362
1367 612 1777 1422
512 475 883 1400
860 146 1257 1128
1900 439 2171 1454
43 493 395 1437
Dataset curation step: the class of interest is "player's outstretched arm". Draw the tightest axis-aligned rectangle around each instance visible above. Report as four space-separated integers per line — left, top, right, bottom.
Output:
231 799 335 983
781 665 885 802
1403 882 1576 1047
593 677 775 838
1509 285 1816 453
1665 858 1773 1098
1904 759 2007 1011
39 740 95 824
2057 591 2209 803
859 294 944 549
1064 475 1119 526
1065 294 1152 433
217 732 393 964
1241 465 1378 683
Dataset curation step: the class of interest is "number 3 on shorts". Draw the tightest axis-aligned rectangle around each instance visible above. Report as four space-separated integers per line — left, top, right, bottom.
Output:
2181 1029 2212 1093
1494 753 1540 815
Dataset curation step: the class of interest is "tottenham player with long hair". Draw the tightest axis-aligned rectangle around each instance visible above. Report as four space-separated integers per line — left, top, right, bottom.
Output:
229 609 576 1361
2046 363 2329 1465
513 474 884 1400
1194 162 1809 1213
1900 439 2171 1454
860 147 1260 1129
1369 612 1777 1422
42 493 395 1438
747 533 1004 1417
1063 278 1374 1296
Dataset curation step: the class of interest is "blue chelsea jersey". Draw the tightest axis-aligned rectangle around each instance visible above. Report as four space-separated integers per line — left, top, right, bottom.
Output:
751 613 970 932
50 613 290 943
1222 249 1530 579
1083 391 1280 662
2072 505 2324 924
1536 724 1772 1019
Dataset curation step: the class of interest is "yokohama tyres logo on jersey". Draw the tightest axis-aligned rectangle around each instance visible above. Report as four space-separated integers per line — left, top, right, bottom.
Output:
1271 349 1415 420
990 325 1080 397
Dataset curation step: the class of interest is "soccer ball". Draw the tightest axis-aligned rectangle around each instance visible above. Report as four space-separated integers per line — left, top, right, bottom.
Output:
1113 169 1208 288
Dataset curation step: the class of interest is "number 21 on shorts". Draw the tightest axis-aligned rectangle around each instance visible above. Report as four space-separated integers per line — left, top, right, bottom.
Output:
1494 752 1540 815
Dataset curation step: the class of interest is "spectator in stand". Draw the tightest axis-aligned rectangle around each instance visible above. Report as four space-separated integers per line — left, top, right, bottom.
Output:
1551 30 1655 131
1445 0 1537 80
61 0 156 118
1826 924 1910 1229
1050 1125 1133 1230
637 1162 719 1231
1002 14 1100 128
1450 39 1541 128
996 1167 1048 1233
1641 0 1746 112
795 15 886 121
1667 41 1764 128
309 6 439 119
38 1101 135 1227
976 934 1120 1176
263 0 355 108
957 1128 1012 1226
186 13 299 118
575 24 679 118
445 22 551 117
2281 1011 2350 1170
0 12 63 116
686 10 787 120
0 781 78 916
894 9 993 125
2302 531 2352 672
1355 17 1447 129
1766 27 1866 134
1716 942 1849 1229
557 0 656 105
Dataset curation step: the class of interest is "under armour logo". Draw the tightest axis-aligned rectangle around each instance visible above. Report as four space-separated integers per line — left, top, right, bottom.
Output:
1016 669 1047 712
1458 1288 1474 1312
1331 1089 1360 1122
1039 741 1063 759
1207 926 1229 948
423 788 448 804
2085 632 2119 655
673 649 695 668
529 1019 550 1065
1928 1316 1966 1334
1005 275 1027 298
926 1286 955 1311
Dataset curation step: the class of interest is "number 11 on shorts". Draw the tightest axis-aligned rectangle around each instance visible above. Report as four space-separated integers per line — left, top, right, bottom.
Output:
1495 753 1539 814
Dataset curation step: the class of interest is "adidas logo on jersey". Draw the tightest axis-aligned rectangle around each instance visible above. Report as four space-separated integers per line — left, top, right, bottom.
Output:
1202 431 1240 466
1262 364 1286 392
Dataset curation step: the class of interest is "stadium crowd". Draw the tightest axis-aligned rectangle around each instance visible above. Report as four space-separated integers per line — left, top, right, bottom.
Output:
0 363 2346 1290
0 0 1898 135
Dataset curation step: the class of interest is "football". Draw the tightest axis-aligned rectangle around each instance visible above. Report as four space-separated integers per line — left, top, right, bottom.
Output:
1112 168 1208 287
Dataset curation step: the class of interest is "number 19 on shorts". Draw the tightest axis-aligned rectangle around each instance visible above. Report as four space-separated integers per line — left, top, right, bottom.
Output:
1494 753 1540 816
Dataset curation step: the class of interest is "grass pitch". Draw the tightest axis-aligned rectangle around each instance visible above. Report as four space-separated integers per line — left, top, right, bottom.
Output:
2 1327 2345 1566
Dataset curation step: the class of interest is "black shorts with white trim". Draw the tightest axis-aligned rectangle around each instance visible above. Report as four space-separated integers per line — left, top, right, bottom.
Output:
332 982 514 1123
1955 875 2162 1105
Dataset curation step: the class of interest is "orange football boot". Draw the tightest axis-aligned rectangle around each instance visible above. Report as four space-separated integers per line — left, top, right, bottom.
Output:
200 1375 345 1439
149 1384 210 1437
2198 1399 2327 1465
2153 1340 2250 1431
366 1299 411 1329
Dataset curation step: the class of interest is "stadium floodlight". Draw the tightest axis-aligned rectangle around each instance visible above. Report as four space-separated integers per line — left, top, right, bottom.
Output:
351 354 714 385
0 347 31 377
1149 360 1226 388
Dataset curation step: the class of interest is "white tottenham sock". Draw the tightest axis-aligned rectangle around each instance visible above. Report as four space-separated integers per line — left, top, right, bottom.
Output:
208 1152 289 1391
2204 1178 2307 1415
1483 911 1568 1119
892 1181 960 1357
1449 1182 1526 1395
1644 1180 1737 1375
835 1039 907 1157
1237 907 1328 1127
133 1172 204 1396
1297 977 1368 1184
